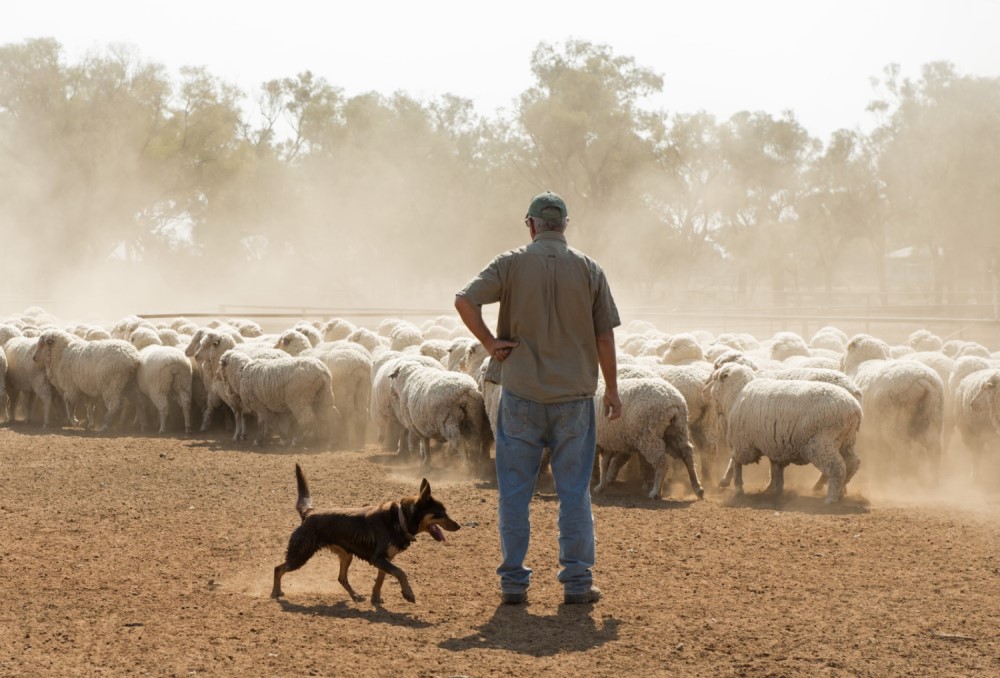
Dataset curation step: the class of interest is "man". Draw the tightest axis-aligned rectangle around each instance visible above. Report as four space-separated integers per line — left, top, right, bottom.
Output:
454 190 622 606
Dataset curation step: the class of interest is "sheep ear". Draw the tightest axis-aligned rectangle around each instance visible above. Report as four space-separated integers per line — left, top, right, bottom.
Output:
419 478 431 498
389 369 400 379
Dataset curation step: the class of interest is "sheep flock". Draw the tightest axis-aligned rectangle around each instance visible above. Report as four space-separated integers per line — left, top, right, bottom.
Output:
4 306 1000 504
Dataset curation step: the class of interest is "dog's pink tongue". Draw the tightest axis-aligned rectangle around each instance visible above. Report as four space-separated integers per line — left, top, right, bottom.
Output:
429 524 445 542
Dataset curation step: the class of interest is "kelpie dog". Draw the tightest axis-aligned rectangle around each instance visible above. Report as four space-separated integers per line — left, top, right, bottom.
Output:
271 464 461 604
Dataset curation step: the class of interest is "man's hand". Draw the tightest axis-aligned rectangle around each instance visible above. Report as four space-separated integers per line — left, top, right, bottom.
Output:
603 389 622 421
486 338 519 362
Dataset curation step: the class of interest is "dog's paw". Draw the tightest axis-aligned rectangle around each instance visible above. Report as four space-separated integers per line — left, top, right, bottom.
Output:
370 594 383 606
351 593 365 602
402 589 416 603
270 589 283 599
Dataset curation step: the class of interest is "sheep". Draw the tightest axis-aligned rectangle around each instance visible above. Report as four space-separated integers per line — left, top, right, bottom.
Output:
322 318 356 342
707 363 862 503
842 335 945 474
593 378 704 500
388 323 423 352
422 325 452 341
757 367 863 404
418 339 452 364
371 353 445 453
388 361 491 469
809 326 848 352
130 332 194 434
156 328 182 347
446 338 477 372
908 329 943 353
84 327 112 341
233 319 263 338
2 329 57 427
659 333 705 366
218 350 337 446
949 356 994 396
347 327 383 353
197 331 285 439
32 329 140 431
769 332 811 362
274 329 373 448
953 368 1000 474
291 322 323 347
957 343 991 359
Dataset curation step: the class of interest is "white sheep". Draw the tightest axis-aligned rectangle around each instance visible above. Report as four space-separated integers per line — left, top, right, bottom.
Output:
129 330 193 434
32 329 141 431
322 318 356 342
371 353 445 453
347 327 383 354
593 378 704 500
218 350 338 446
708 363 862 503
908 329 943 353
388 361 491 468
659 333 705 366
842 335 945 473
274 329 373 448
2 328 57 427
388 322 423 352
768 332 811 362
953 367 1000 474
197 331 285 439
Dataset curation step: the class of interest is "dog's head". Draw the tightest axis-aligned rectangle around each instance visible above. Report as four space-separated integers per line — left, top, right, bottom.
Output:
407 478 461 542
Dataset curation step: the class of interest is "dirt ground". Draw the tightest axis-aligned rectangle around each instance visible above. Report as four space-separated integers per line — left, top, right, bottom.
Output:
1 427 999 677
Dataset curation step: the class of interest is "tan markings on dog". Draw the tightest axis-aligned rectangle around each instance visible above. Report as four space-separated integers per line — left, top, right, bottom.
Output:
387 546 400 558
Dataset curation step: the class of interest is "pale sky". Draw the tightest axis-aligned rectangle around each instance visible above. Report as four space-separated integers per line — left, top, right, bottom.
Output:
5 0 1000 140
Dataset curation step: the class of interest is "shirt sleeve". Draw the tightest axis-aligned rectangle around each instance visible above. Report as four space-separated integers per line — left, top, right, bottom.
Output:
457 255 505 306
592 268 621 335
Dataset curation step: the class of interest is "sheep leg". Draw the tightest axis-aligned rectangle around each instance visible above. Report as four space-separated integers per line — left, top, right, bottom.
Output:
648 457 667 500
719 458 735 488
254 410 272 446
595 452 627 494
763 460 784 496
671 439 705 500
178 388 192 435
812 473 828 492
100 391 124 432
732 461 744 496
149 392 169 435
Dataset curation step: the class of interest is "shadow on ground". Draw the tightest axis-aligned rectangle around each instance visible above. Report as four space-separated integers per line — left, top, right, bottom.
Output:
439 603 621 656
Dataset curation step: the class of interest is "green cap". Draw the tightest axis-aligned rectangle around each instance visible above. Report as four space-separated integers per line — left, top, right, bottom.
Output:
526 191 568 219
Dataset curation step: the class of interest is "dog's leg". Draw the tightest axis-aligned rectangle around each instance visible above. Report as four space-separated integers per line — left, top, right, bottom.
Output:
371 570 387 605
333 548 365 602
271 529 318 598
372 557 415 603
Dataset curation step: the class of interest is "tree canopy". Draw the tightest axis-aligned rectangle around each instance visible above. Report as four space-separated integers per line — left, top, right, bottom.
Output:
2 38 997 311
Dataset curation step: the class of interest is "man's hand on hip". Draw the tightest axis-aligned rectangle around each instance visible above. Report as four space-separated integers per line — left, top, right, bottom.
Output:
486 338 519 362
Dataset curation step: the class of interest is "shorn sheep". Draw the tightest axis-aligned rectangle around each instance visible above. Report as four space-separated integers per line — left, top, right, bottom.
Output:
593 378 704 500
33 329 141 431
707 363 862 503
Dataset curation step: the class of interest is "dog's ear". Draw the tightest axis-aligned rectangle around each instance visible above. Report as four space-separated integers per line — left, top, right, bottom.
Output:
419 478 431 498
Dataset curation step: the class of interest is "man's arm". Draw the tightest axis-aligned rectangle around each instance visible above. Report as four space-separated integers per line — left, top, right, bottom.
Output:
596 329 622 420
454 295 519 362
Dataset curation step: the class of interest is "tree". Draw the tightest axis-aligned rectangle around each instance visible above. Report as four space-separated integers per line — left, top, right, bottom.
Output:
715 110 819 305
871 62 1000 302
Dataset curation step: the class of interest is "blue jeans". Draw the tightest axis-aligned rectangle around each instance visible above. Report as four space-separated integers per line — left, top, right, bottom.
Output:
495 389 597 595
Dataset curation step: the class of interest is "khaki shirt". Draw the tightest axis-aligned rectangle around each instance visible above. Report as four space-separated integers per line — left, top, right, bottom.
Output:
457 231 620 404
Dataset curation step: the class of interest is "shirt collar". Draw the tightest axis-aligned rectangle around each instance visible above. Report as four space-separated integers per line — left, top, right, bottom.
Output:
532 231 567 243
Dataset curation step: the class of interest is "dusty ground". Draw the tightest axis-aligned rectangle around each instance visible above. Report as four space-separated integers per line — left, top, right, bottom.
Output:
1 427 999 677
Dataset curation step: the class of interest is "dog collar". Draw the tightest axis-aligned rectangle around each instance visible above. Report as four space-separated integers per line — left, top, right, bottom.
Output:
397 503 417 542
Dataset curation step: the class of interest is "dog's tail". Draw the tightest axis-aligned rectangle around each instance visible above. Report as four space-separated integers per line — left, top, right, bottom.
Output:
294 463 313 521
